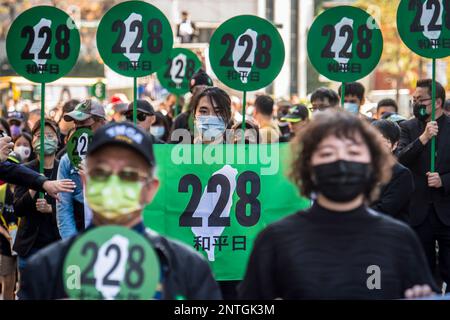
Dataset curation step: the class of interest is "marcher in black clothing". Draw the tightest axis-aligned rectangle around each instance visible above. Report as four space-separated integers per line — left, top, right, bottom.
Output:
371 120 414 222
239 110 437 299
397 79 450 292
19 122 221 300
13 119 62 270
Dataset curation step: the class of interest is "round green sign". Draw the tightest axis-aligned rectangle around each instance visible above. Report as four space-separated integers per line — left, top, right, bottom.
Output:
97 0 173 77
209 15 285 91
307 6 383 82
63 226 160 300
397 0 450 58
156 48 202 95
6 6 80 83
67 128 93 168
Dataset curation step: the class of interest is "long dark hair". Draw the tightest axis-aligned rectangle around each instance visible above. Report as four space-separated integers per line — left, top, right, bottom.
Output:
190 87 232 127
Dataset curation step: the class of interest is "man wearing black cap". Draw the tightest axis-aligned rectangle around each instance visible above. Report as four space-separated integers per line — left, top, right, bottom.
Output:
18 122 221 300
280 104 310 140
57 100 107 240
125 100 164 144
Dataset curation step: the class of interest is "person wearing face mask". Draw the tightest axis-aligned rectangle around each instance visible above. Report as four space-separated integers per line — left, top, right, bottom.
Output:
191 87 232 145
13 119 62 272
370 120 414 223
18 121 221 300
239 110 438 299
57 99 107 240
397 79 450 293
338 82 373 122
152 111 170 143
13 133 34 163
124 100 165 144
6 111 25 140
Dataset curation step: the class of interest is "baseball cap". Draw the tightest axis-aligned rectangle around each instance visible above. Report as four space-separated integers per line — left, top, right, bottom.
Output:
281 104 310 123
88 122 155 167
126 100 155 115
7 111 25 124
64 99 106 122
189 69 213 92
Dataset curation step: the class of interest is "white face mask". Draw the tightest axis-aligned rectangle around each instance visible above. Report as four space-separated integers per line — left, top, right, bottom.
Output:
343 102 359 114
195 115 226 141
14 145 31 162
150 126 165 139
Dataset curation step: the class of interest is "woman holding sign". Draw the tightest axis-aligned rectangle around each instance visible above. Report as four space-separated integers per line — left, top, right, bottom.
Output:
13 119 61 271
239 110 438 299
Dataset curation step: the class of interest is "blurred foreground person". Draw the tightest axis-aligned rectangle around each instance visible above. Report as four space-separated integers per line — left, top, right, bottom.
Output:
19 122 221 300
239 110 437 299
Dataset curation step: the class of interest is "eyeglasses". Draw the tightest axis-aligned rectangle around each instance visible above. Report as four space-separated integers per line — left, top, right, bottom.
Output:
35 133 57 140
126 112 150 122
88 165 150 183
311 104 331 111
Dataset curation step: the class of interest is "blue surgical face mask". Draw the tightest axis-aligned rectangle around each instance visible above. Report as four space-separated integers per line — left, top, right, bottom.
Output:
343 102 359 114
195 115 226 141
150 126 165 139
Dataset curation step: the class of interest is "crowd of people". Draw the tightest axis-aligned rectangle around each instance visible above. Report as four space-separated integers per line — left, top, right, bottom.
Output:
1 67 450 300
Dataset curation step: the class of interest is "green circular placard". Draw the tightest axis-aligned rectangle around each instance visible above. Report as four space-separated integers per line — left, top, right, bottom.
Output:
63 226 160 300
156 48 202 95
307 6 383 82
209 15 285 91
6 6 80 83
97 0 173 77
397 0 450 58
67 128 93 168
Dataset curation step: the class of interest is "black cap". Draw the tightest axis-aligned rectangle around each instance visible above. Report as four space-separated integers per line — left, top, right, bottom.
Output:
189 69 213 92
127 100 155 115
88 122 155 167
280 104 310 123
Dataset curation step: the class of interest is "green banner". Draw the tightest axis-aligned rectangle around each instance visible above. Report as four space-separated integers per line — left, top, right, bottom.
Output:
143 143 310 281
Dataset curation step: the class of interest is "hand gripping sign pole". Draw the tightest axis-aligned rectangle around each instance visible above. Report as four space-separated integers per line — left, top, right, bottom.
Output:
6 6 80 197
397 0 450 172
209 15 285 141
97 0 173 128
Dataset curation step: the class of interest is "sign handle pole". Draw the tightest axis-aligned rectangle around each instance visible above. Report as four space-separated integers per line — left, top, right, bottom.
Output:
241 90 247 143
341 82 345 107
431 58 436 173
133 77 137 126
39 83 46 199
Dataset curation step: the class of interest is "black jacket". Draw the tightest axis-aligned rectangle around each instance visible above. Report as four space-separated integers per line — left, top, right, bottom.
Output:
18 227 222 300
397 115 450 226
0 160 47 191
370 162 414 223
13 159 61 257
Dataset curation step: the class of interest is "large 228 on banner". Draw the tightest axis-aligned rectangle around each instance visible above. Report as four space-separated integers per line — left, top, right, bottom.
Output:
143 144 310 281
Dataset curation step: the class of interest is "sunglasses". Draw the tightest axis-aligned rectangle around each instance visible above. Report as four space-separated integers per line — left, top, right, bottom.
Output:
88 165 150 183
126 112 151 122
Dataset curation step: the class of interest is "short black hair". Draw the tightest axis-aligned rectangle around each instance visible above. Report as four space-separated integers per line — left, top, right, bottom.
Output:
372 119 401 145
416 79 446 107
254 95 274 116
62 99 80 114
377 98 398 113
310 87 340 107
444 99 450 112
338 82 365 101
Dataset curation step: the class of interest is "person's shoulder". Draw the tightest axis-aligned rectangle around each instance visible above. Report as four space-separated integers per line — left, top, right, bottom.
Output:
393 162 412 177
400 118 418 129
366 207 416 237
26 236 75 271
144 228 208 264
257 211 306 239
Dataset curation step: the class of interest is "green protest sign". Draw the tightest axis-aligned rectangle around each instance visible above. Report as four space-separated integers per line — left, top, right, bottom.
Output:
307 6 383 82
209 15 285 91
156 48 202 95
397 0 450 59
90 81 106 100
6 6 80 83
143 143 310 281
96 0 173 78
66 128 93 168
63 226 160 300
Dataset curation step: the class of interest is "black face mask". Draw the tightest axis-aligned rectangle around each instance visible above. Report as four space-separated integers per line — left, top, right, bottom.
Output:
312 160 372 203
413 103 430 122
